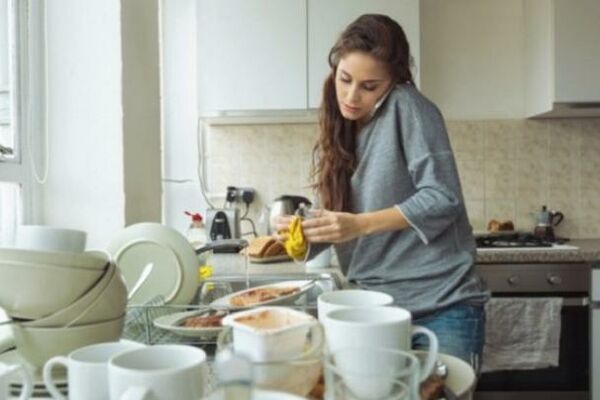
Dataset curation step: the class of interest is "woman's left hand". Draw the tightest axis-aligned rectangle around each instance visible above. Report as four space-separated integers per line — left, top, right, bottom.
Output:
301 209 365 243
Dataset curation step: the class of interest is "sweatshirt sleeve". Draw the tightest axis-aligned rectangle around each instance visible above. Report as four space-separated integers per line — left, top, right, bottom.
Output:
395 91 465 245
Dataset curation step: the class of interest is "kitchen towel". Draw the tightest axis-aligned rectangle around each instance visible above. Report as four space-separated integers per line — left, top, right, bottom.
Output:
482 297 562 372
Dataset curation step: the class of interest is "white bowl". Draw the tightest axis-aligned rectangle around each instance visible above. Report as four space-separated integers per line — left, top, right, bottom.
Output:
0 249 108 319
12 315 125 368
23 263 127 328
15 225 87 253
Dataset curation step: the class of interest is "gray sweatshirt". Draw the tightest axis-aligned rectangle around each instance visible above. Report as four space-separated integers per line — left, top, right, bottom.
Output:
326 83 489 318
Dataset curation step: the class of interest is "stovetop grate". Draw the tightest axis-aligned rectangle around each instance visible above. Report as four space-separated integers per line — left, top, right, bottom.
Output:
475 232 565 248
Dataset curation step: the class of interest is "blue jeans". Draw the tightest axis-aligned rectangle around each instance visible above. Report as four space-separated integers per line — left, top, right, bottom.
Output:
412 303 485 372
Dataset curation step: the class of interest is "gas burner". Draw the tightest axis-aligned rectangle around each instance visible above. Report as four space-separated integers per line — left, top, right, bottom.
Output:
475 232 558 248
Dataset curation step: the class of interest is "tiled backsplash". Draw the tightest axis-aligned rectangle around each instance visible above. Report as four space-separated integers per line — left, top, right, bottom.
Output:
206 118 600 238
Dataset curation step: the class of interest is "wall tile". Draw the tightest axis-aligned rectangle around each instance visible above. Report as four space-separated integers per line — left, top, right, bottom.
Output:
203 119 600 238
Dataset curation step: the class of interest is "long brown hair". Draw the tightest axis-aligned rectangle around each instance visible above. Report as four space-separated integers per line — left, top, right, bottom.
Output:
311 14 414 212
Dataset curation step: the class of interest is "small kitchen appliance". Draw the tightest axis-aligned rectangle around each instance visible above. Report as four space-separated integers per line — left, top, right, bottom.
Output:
265 195 312 234
533 205 564 241
206 208 240 241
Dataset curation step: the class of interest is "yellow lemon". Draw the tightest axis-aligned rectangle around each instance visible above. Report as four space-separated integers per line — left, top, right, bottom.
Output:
284 216 307 260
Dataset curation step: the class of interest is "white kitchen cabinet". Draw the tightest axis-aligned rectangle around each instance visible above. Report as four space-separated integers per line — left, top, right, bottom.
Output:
307 0 420 108
525 0 600 118
196 0 307 112
196 0 419 112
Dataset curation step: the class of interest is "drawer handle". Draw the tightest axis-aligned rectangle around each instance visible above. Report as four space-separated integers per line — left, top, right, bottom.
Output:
507 275 519 286
547 274 563 285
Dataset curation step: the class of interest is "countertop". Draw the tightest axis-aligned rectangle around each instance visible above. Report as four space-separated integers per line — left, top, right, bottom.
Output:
475 239 600 264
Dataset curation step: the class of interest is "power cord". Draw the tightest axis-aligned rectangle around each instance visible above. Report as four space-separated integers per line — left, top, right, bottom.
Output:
240 202 258 238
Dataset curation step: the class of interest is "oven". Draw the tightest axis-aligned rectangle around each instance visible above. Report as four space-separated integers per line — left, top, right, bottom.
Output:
474 262 590 400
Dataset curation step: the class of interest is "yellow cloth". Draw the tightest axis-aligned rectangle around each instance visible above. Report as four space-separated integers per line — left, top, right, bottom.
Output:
283 216 307 260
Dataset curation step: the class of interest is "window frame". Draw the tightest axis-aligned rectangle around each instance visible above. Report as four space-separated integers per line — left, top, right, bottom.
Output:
0 0 44 232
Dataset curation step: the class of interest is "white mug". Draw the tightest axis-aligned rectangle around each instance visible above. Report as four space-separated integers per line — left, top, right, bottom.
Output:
0 362 32 400
15 225 87 253
317 289 394 321
324 306 439 384
108 345 207 400
44 341 144 400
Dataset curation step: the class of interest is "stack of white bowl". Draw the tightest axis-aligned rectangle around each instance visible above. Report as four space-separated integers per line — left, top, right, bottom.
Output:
0 226 128 368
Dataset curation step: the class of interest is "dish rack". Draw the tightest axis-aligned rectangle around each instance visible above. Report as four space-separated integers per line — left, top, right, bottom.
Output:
122 272 337 350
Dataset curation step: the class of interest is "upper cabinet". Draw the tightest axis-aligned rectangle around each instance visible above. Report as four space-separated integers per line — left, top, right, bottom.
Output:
307 0 420 108
525 0 600 118
197 0 419 113
196 0 307 112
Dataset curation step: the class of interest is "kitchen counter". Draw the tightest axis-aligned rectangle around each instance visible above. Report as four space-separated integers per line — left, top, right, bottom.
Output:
475 239 600 264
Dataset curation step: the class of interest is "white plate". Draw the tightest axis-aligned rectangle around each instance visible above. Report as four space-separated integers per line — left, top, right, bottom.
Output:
107 223 198 305
210 280 315 310
153 310 225 339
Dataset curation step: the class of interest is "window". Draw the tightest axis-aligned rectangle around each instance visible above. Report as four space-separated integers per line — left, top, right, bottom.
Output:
0 0 43 246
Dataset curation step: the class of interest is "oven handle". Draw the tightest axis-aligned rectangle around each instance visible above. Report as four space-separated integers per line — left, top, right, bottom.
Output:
561 297 588 307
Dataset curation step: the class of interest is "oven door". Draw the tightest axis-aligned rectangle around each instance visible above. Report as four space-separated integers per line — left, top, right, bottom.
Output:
475 295 589 400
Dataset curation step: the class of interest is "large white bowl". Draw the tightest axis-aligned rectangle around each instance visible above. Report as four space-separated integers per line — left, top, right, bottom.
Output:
23 263 127 328
0 249 108 319
14 225 87 253
12 315 125 368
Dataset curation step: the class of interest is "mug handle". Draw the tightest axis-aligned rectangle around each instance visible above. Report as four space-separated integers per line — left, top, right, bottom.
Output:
304 322 325 358
6 364 32 400
121 386 151 400
411 325 439 382
43 356 68 400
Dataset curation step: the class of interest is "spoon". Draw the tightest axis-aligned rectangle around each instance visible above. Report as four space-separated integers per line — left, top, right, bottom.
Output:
434 359 459 400
127 263 154 301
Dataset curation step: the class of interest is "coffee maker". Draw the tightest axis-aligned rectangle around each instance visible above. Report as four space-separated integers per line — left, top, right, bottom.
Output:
533 205 564 242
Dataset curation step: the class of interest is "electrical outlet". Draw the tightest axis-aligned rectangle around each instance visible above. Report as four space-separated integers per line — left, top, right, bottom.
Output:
237 187 255 204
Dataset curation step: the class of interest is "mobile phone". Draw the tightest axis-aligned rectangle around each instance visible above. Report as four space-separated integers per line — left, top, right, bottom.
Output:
370 86 394 117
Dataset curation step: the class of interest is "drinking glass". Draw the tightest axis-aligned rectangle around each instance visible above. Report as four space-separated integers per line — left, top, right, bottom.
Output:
324 347 418 400
198 281 233 306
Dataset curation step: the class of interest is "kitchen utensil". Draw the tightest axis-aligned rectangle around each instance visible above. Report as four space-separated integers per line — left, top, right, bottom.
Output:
324 307 439 385
209 280 315 310
14 225 87 253
414 351 476 400
533 205 564 241
12 314 125 368
265 195 312 234
153 309 227 339
0 249 107 319
217 326 323 397
324 347 414 400
0 362 32 400
317 289 394 321
107 345 207 400
127 263 154 301
107 223 199 305
43 341 144 400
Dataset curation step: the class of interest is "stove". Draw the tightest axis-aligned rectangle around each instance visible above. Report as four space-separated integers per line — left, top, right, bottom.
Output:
475 232 572 249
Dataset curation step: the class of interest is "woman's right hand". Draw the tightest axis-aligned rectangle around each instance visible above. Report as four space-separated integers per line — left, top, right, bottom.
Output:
272 214 295 242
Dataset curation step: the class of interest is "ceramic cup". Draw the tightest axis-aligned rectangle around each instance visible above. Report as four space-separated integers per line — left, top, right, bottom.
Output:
324 347 415 400
15 225 87 253
43 341 144 400
108 344 207 400
324 307 439 388
317 289 394 321
0 362 32 400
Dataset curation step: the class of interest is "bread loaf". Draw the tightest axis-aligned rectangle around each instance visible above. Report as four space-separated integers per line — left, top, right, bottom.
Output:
246 236 287 258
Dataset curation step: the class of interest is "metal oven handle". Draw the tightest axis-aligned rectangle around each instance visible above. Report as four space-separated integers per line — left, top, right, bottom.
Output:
562 297 589 307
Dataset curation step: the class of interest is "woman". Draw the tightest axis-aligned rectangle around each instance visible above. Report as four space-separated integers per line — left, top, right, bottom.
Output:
277 14 489 366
